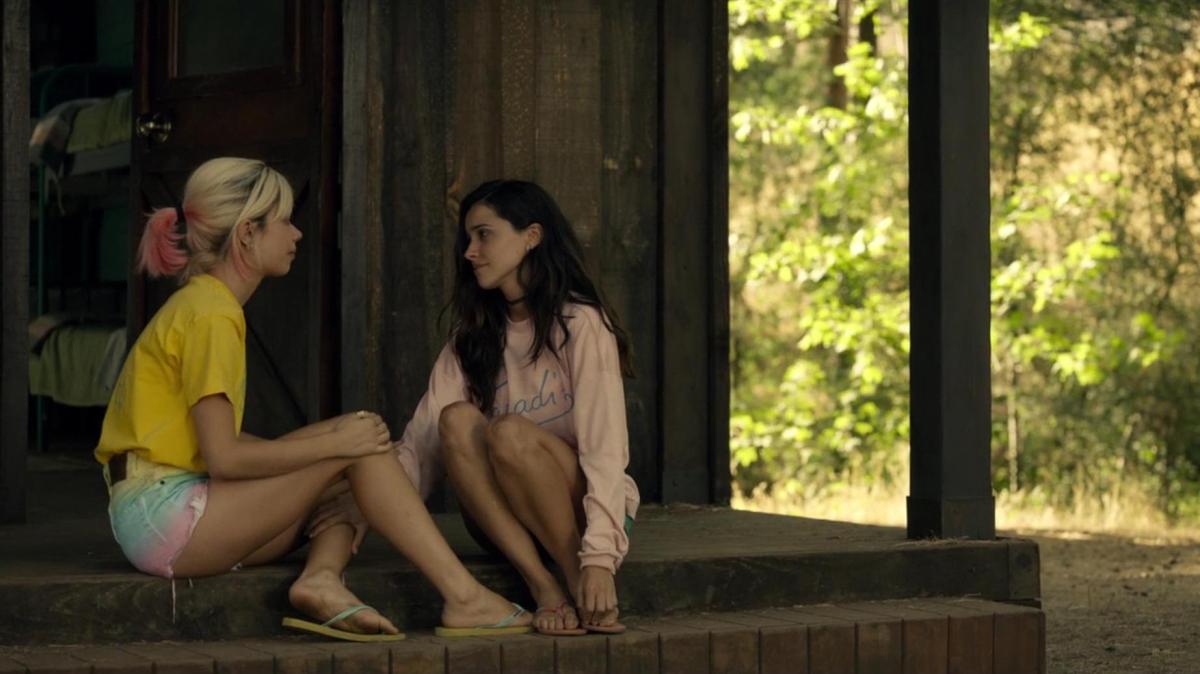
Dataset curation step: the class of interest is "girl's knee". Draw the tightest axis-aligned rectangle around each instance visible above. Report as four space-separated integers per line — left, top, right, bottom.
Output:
438 401 485 446
485 414 531 445
486 415 536 466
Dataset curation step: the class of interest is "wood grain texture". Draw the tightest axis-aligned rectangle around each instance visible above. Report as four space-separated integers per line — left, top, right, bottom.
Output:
0 0 29 524
552 634 607 674
388 638 447 674
500 0 536 180
533 0 603 249
379 0 450 434
601 0 660 500
341 0 390 414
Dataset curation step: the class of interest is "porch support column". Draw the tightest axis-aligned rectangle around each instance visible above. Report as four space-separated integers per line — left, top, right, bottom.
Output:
1 0 29 523
906 0 995 539
659 0 730 504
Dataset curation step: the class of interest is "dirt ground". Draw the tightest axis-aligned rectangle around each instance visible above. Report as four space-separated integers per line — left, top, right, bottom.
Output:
1016 528 1200 674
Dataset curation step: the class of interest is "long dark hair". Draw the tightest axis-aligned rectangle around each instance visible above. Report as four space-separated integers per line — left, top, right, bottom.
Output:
449 180 633 412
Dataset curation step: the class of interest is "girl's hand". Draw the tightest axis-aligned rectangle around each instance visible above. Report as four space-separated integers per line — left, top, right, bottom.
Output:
576 566 619 626
335 411 392 457
307 482 369 553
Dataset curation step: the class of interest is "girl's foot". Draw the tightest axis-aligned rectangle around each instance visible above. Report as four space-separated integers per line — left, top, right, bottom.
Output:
441 583 535 630
534 601 588 635
289 570 400 634
528 581 583 633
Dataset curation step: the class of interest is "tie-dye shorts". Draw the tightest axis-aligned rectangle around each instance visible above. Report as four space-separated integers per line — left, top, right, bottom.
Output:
107 461 208 579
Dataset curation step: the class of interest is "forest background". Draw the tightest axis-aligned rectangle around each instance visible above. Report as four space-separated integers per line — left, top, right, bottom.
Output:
729 0 1200 530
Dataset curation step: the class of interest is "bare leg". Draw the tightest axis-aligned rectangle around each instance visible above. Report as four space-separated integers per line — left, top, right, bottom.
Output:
487 415 585 589
440 403 576 632
218 474 399 635
486 415 622 627
287 523 401 635
172 452 530 630
343 451 529 627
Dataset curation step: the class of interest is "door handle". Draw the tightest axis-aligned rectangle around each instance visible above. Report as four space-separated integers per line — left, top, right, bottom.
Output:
136 112 173 143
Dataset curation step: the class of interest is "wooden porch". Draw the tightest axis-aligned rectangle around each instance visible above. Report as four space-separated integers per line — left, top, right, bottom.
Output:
0 459 1040 671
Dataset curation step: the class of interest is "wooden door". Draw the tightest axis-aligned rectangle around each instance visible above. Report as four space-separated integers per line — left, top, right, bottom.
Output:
130 0 340 437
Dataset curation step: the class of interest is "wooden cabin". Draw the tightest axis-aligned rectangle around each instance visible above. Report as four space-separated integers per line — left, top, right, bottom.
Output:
0 1 1042 670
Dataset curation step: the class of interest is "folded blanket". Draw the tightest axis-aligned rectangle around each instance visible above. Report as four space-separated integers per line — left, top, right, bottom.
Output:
29 323 127 407
66 90 132 154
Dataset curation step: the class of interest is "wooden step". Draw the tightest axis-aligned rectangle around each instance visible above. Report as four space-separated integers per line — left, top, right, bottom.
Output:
0 598 1045 674
0 505 1041 645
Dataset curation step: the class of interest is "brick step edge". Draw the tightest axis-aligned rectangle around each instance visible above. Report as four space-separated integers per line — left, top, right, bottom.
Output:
0 596 1044 674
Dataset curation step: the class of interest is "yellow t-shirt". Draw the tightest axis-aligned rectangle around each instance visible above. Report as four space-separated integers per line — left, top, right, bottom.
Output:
95 274 247 473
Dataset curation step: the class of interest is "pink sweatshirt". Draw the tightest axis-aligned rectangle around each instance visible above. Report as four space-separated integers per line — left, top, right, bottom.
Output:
394 302 640 573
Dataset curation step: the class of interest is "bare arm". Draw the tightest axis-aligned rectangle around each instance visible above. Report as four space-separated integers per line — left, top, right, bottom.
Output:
193 396 391 480
238 412 358 443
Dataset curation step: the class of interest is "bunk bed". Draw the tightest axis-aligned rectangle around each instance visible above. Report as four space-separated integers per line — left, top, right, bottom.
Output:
28 64 132 449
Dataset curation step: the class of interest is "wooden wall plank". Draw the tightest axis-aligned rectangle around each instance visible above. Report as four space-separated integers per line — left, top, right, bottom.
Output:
534 0 603 252
340 0 390 415
381 0 450 428
447 0 503 207
500 0 536 180
317 0 343 417
601 0 660 499
1 0 30 523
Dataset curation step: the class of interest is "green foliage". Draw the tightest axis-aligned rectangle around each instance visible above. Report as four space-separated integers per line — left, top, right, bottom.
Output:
730 0 1200 517
730 0 910 498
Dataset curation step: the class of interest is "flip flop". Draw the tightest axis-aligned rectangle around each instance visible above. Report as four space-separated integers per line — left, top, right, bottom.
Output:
434 602 533 637
533 602 588 636
582 620 627 634
282 604 406 642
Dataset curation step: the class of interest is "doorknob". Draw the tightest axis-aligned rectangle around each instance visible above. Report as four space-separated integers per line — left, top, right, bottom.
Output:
136 112 173 143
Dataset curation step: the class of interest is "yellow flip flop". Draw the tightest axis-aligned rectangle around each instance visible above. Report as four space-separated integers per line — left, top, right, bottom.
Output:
282 604 406 642
434 602 533 637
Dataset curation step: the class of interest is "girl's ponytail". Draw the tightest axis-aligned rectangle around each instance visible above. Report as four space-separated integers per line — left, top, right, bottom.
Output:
136 207 188 278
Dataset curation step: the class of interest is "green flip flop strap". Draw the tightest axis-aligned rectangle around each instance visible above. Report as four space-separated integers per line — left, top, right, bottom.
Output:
322 604 372 628
492 603 526 628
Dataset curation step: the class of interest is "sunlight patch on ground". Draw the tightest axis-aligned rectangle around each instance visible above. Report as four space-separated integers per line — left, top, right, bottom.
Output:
733 483 1200 540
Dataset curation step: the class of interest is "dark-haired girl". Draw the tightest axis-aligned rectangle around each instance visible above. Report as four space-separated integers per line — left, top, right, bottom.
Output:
391 180 639 635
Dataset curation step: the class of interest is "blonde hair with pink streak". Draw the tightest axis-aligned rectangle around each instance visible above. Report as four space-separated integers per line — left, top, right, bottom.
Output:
136 157 294 283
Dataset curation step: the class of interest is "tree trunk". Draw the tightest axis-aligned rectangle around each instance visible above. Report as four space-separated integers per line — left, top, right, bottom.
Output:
1007 363 1020 492
826 0 851 109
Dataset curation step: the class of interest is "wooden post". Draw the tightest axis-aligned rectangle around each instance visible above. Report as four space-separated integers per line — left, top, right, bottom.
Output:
907 0 995 539
1 0 30 523
660 0 730 504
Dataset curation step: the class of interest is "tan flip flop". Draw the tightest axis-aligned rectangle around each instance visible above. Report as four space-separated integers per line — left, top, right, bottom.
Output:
282 604 406 642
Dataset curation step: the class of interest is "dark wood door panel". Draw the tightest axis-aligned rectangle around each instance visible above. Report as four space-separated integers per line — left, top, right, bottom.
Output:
153 0 303 98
